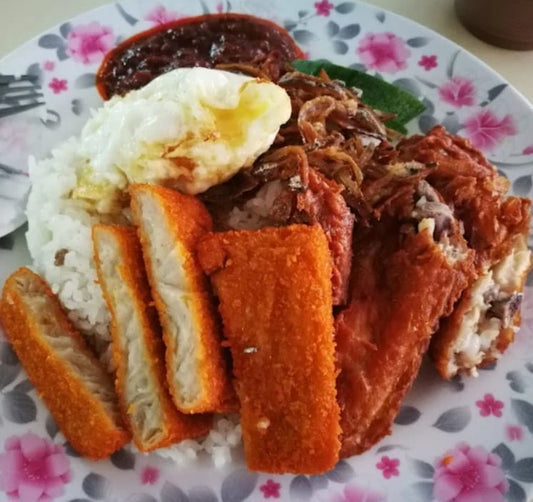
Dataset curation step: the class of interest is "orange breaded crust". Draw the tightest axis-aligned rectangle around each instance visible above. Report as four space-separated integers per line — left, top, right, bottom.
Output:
197 224 340 474
0 267 130 460
92 225 212 451
130 184 236 414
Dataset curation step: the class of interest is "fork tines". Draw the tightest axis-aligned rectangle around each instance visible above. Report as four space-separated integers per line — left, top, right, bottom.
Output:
0 74 44 119
0 74 40 85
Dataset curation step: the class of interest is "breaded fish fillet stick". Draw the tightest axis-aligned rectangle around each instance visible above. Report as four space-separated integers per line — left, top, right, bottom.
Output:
0 267 130 460
197 225 340 474
130 184 236 414
92 225 212 451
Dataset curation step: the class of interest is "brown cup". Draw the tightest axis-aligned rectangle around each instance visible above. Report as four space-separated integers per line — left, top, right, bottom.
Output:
455 0 533 50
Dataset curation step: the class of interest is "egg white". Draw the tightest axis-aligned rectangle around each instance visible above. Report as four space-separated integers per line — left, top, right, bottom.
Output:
77 67 291 200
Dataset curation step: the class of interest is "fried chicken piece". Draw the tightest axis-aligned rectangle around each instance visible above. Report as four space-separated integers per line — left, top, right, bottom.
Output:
92 225 212 451
296 168 354 305
130 184 236 414
431 232 531 378
197 225 340 474
0 267 130 459
399 126 529 266
202 147 355 305
336 176 475 457
398 126 532 378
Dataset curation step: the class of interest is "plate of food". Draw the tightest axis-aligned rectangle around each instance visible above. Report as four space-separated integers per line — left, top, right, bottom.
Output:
0 1 532 501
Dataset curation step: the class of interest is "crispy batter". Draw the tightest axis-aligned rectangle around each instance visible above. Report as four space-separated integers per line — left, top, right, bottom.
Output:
197 224 340 474
398 126 530 268
130 184 236 414
202 148 355 306
430 233 532 379
92 225 212 451
398 126 532 377
336 174 475 457
296 168 355 305
0 268 130 460
358 350 423 450
336 225 471 456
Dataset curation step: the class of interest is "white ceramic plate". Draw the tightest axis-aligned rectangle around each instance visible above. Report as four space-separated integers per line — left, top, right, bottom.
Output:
0 1 532 501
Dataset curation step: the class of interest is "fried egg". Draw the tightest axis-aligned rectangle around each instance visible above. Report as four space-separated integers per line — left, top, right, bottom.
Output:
74 68 290 210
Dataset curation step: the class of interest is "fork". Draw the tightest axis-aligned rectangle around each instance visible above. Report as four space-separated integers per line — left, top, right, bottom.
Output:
0 74 45 119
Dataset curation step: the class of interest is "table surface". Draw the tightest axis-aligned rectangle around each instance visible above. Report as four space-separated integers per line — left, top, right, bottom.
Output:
1 0 532 103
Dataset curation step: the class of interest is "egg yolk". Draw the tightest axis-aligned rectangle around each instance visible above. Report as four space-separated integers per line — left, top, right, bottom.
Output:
208 81 270 147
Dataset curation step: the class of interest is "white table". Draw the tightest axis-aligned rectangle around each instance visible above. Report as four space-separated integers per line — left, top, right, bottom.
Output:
1 0 532 103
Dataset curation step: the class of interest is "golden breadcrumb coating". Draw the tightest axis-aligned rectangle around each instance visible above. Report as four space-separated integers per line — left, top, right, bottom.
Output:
130 184 236 414
0 267 130 460
92 224 212 451
197 224 340 474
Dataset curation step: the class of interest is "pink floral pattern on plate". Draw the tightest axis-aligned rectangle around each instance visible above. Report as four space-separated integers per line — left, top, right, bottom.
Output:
376 456 400 479
505 425 524 441
476 393 505 417
140 466 160 485
418 54 437 71
0 0 532 501
464 110 516 151
48 78 67 94
42 61 55 72
331 482 386 502
356 33 410 74
433 443 508 502
260 479 280 498
0 433 71 502
66 22 114 64
314 0 335 17
144 4 182 25
438 77 476 108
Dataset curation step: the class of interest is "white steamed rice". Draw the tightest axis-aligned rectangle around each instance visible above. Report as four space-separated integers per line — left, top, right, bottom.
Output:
26 138 111 341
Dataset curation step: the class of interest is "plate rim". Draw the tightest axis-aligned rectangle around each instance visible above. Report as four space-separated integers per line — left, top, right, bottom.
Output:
0 2 532 501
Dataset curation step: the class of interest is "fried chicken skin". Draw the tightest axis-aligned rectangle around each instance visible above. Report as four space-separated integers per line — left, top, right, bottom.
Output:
201 146 355 306
336 173 475 456
399 126 529 267
398 126 532 378
197 225 340 474
130 184 236 414
92 225 212 451
0 267 130 459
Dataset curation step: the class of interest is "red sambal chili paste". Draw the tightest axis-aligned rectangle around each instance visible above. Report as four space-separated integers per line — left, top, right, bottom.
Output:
96 13 304 99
